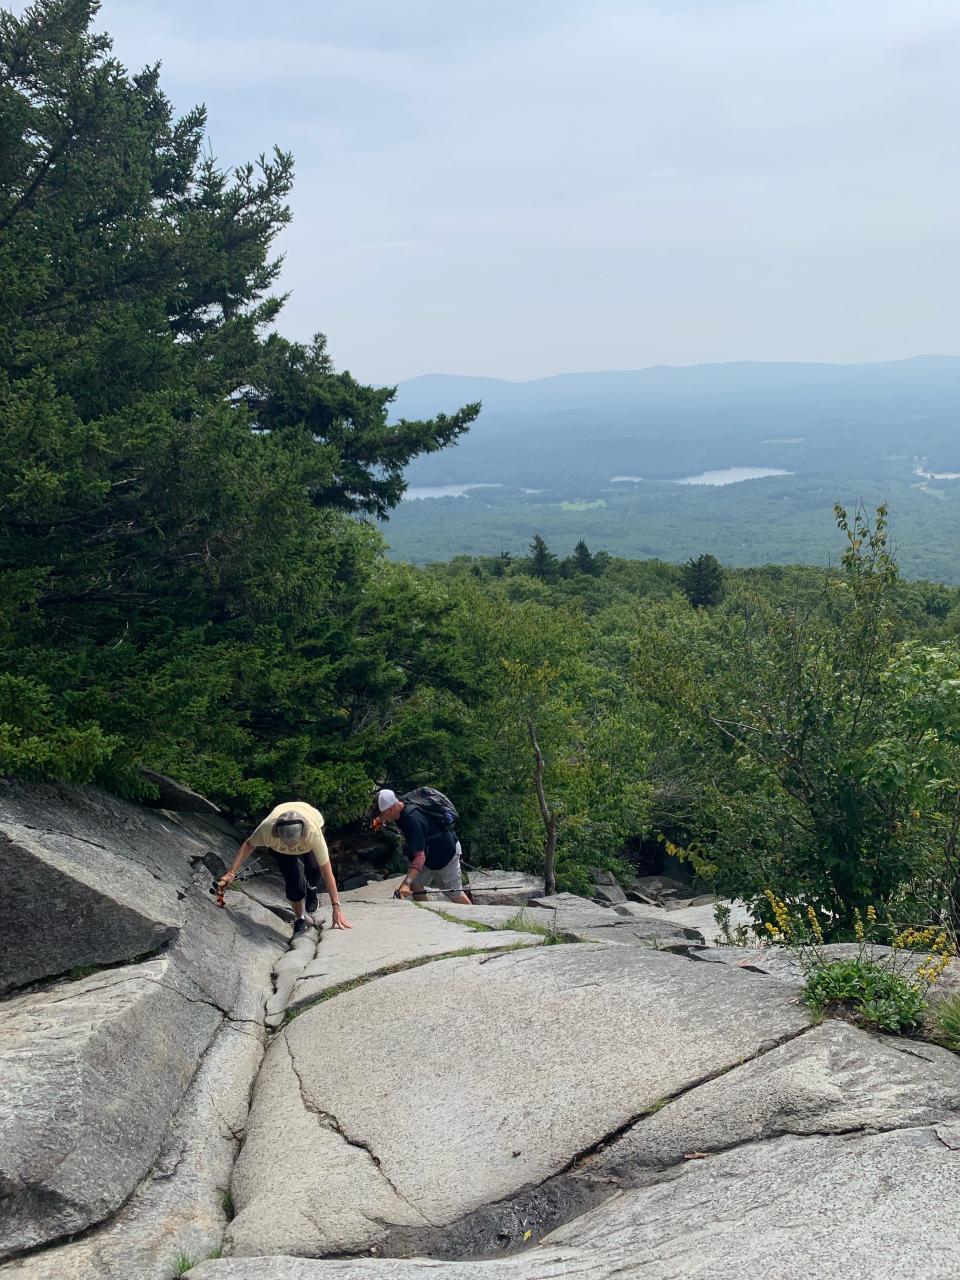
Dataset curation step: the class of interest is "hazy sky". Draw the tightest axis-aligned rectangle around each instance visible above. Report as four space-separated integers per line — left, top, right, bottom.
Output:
31 1 960 380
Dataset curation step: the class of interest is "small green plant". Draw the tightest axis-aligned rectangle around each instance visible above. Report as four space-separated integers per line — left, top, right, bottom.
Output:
503 911 572 946
219 1189 234 1219
172 1254 197 1278
713 903 751 947
931 993 960 1052
67 964 100 981
763 890 953 1036
803 958 926 1032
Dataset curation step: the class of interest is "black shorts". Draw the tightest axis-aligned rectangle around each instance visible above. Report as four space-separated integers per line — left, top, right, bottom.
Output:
273 851 323 903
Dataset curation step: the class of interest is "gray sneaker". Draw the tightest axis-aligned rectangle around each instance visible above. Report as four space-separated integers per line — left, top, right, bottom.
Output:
305 888 319 914
292 917 307 938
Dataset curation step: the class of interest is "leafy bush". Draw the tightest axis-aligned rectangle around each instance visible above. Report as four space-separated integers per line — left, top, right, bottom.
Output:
803 959 926 1033
639 506 960 938
764 890 953 1036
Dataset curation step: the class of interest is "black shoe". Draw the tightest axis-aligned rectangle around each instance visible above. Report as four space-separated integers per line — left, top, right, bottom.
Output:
292 917 307 938
305 888 319 914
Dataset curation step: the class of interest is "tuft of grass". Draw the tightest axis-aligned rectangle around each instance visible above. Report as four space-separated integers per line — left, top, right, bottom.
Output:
931 993 960 1051
171 1246 221 1277
503 912 575 946
421 904 495 931
219 1188 234 1219
640 1096 668 1116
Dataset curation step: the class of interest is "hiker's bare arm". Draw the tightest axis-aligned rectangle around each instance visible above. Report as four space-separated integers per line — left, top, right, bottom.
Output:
396 850 425 897
320 859 352 930
219 839 254 886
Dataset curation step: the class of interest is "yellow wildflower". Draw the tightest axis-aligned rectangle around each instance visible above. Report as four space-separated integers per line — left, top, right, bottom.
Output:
806 906 824 944
853 908 865 942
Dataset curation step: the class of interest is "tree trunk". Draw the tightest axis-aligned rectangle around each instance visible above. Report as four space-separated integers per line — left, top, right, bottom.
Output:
527 718 557 896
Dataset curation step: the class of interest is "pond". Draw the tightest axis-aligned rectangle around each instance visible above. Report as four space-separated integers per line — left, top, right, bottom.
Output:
674 467 793 486
404 483 503 500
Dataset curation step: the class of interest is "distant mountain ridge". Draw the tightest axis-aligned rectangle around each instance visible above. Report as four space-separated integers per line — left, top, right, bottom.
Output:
389 355 960 420
383 354 960 582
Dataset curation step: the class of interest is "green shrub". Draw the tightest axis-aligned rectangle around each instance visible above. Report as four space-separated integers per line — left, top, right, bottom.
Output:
764 890 953 1036
804 958 926 1033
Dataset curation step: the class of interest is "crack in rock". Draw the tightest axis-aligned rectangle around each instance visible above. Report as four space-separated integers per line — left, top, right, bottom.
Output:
371 1019 821 1261
282 1036 433 1227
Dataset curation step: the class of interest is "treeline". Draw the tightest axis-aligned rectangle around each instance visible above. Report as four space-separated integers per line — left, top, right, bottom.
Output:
4 4 960 936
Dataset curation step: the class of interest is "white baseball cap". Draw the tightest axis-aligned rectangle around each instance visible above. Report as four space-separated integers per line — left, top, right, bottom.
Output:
377 788 399 812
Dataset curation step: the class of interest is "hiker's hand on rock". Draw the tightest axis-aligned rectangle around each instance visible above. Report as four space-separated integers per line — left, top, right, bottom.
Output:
331 906 352 930
218 869 236 888
395 880 412 899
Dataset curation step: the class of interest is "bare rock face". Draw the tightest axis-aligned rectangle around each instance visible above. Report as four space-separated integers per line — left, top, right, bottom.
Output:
225 944 810 1260
2 1021 265 1280
0 958 221 1259
0 781 288 1265
7 785 960 1280
191 1128 960 1280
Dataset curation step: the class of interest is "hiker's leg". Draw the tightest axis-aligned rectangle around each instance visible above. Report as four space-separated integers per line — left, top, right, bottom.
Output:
302 850 322 914
410 866 435 901
439 843 471 905
303 850 322 892
275 852 307 914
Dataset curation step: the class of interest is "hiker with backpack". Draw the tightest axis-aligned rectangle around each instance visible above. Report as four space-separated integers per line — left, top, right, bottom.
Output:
376 788 471 904
218 801 352 937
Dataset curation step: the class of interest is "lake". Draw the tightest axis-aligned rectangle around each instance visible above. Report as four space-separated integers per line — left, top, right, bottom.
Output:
674 467 793 486
404 483 503 500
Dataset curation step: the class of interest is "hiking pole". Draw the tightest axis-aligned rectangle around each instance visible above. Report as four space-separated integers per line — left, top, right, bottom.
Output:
205 860 264 909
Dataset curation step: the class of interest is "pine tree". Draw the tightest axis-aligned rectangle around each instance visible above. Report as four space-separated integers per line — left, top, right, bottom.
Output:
572 539 595 575
529 535 559 581
0 0 480 797
681 554 725 608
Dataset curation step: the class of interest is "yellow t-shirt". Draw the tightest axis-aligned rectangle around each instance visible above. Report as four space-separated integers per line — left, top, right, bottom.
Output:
248 801 330 864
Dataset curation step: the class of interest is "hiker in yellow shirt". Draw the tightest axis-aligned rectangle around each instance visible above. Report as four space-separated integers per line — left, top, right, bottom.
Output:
219 801 352 937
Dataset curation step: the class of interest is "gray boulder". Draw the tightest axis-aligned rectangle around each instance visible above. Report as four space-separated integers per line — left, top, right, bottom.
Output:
0 958 221 1260
191 1127 960 1280
140 769 222 815
591 882 627 905
0 824 177 995
0 779 237 993
524 892 701 943
225 943 809 1259
1 1021 264 1280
